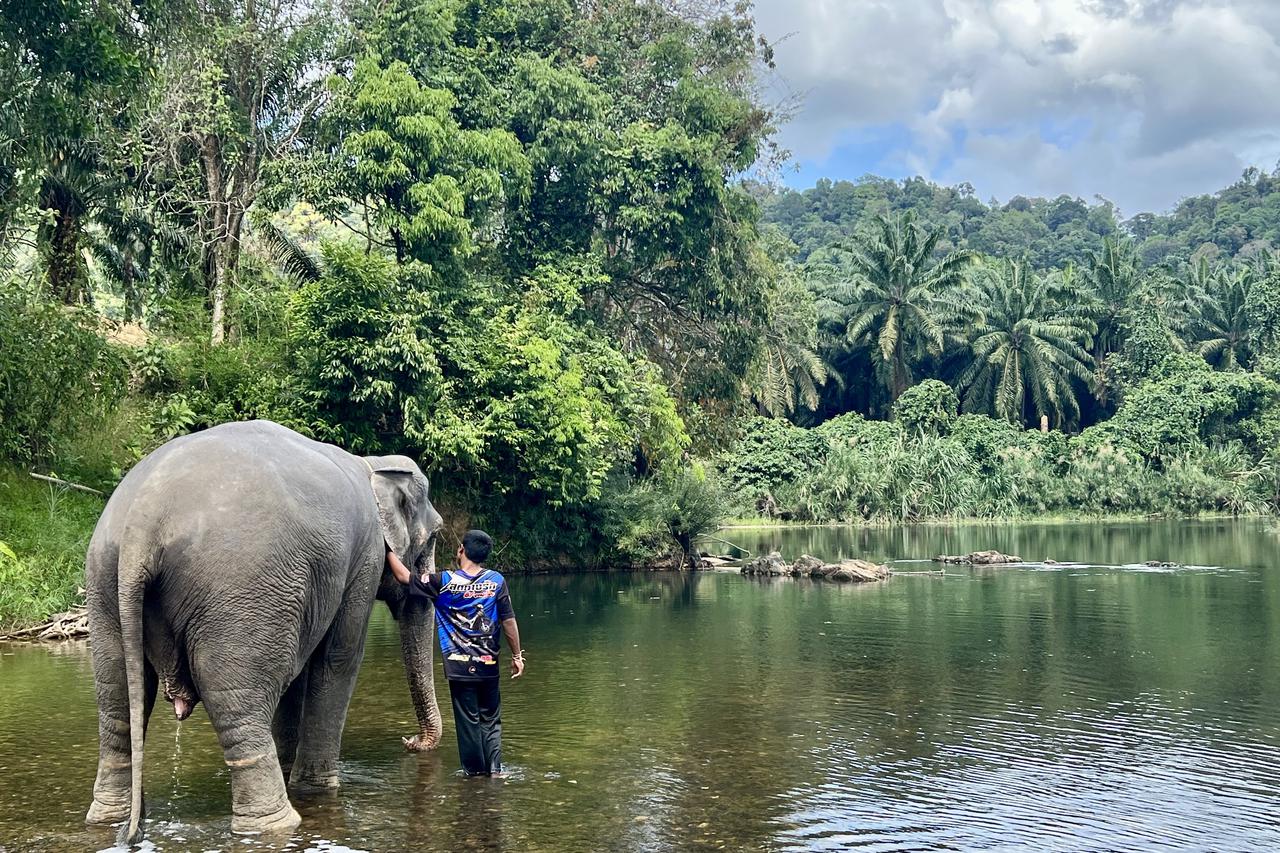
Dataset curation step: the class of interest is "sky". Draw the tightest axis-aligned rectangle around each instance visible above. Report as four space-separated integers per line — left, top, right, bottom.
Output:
752 0 1280 216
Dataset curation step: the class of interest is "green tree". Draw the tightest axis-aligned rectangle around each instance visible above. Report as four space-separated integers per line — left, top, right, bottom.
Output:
1083 236 1141 360
818 212 976 405
1188 261 1256 370
892 379 958 436
957 260 1096 428
134 0 337 343
1245 253 1280 361
744 243 828 418
0 0 168 300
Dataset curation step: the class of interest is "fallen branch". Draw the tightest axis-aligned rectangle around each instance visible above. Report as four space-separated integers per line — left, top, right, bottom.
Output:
29 473 104 496
0 606 90 641
702 533 753 557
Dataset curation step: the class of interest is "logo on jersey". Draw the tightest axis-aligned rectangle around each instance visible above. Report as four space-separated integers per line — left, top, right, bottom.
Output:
451 579 500 599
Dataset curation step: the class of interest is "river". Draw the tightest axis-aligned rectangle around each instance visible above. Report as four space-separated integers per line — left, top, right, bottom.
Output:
2 519 1278 851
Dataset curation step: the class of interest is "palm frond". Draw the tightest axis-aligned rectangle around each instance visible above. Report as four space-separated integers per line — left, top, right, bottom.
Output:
256 220 322 283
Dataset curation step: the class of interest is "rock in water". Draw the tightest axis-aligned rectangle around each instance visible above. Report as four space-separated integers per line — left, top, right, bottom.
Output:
830 559 891 582
970 550 1021 564
742 552 889 583
792 554 826 577
932 550 1022 565
741 551 789 576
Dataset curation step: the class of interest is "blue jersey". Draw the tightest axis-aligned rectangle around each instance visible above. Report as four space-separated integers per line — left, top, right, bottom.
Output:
408 568 514 680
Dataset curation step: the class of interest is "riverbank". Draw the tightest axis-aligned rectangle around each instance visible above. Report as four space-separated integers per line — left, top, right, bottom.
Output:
716 510 1263 530
3 459 1273 634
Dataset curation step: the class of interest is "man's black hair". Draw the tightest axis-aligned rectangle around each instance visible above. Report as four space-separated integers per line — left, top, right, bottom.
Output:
461 529 493 564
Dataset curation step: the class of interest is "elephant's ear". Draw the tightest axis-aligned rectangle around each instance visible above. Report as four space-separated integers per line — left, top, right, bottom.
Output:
371 467 415 556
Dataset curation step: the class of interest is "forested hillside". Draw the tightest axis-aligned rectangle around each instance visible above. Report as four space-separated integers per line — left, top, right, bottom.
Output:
758 168 1280 270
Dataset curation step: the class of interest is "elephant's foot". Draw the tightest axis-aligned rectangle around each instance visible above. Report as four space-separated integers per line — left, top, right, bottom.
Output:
227 750 300 835
231 800 301 836
85 795 131 826
87 761 135 826
289 769 340 791
289 752 340 791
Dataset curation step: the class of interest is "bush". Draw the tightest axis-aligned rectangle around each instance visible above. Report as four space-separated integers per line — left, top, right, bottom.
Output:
714 401 1278 524
1086 353 1280 465
596 464 725 566
892 379 959 436
720 416 828 499
0 287 128 467
816 411 902 448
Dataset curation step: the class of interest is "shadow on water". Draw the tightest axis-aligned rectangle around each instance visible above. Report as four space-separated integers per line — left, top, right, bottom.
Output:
1 519 1279 851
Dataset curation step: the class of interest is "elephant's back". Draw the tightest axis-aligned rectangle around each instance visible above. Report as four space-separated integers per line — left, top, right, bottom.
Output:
142 420 364 524
92 420 374 577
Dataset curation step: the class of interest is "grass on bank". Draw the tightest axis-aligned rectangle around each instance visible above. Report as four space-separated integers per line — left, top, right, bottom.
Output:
716 511 1256 529
0 468 103 630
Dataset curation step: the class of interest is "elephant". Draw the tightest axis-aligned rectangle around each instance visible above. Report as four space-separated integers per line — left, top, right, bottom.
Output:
83 419 445 844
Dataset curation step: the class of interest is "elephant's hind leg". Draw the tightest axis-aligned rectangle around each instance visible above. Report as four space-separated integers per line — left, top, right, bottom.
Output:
193 628 302 838
85 546 159 826
200 681 301 835
87 654 158 825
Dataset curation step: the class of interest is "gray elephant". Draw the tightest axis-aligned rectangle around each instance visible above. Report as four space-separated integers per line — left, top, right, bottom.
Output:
83 420 445 844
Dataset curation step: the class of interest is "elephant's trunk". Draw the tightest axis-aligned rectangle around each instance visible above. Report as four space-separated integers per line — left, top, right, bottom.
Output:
399 600 442 752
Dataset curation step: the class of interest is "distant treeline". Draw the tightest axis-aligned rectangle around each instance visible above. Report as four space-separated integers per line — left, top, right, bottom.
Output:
755 167 1280 270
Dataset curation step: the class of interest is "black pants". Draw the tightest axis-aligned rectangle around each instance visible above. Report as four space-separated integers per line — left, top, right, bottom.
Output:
448 679 502 775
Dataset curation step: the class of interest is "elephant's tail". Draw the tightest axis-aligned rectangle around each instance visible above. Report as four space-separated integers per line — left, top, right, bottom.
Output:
116 532 152 847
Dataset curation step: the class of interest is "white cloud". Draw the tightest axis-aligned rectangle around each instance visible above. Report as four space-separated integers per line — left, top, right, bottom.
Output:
754 0 1280 213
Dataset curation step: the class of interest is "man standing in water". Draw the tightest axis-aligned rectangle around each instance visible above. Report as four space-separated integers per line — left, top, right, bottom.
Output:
387 529 525 776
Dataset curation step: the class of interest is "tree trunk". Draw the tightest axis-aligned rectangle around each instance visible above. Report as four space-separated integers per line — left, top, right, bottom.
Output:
209 260 227 346
46 205 84 304
201 134 230 345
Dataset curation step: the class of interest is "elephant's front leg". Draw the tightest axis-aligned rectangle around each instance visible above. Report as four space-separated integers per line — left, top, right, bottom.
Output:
288 604 372 790
273 670 309 779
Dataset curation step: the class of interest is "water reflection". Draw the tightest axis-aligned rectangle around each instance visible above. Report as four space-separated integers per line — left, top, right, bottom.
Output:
1 520 1278 851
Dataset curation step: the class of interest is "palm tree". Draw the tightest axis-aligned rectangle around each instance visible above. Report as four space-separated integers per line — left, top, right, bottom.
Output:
1082 236 1140 359
36 142 109 304
746 270 829 417
957 260 1096 428
1188 261 1255 370
87 202 198 320
818 212 976 405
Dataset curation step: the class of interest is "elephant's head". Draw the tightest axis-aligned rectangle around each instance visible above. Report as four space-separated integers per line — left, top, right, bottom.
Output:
367 455 445 751
368 455 443 576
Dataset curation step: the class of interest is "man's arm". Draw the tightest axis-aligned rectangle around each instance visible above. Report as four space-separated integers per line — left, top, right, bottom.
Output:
388 548 440 601
502 618 524 679
387 548 412 585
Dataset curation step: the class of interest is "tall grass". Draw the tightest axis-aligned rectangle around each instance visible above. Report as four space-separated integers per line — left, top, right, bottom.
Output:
0 469 103 629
